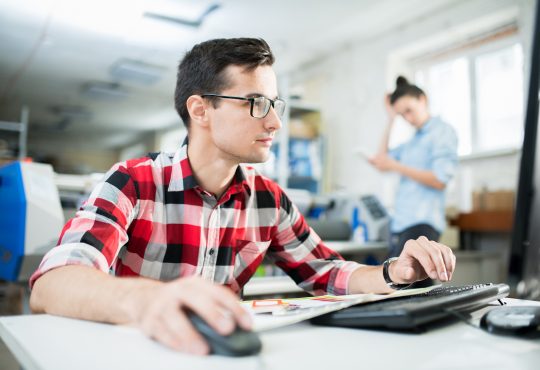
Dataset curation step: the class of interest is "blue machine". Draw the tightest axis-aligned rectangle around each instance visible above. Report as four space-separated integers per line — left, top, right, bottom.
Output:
0 162 64 281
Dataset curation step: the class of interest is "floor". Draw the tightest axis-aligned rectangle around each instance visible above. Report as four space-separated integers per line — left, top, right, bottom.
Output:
0 282 29 370
0 338 20 370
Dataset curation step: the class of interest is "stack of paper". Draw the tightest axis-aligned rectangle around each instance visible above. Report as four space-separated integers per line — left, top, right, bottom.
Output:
243 286 437 332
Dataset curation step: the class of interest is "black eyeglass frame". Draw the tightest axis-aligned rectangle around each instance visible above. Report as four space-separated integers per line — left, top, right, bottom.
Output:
200 93 286 118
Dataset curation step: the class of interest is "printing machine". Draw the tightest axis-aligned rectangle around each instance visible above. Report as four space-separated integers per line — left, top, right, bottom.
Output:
0 161 64 281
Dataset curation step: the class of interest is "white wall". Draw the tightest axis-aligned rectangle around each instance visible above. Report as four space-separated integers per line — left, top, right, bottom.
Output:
287 0 534 212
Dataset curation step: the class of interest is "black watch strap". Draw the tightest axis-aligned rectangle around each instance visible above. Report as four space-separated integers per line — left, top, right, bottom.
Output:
382 257 411 290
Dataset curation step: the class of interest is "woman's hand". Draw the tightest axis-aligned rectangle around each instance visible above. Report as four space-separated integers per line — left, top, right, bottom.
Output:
384 94 397 121
369 153 399 172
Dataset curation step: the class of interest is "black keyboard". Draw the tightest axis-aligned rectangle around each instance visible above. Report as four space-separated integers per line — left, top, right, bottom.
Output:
310 283 510 330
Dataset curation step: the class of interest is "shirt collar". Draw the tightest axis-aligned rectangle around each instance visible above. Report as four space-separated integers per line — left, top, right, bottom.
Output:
417 117 435 134
167 139 249 195
167 144 198 192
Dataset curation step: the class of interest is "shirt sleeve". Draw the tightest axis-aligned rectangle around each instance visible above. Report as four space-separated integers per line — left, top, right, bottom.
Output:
431 125 459 184
266 189 361 296
388 143 405 161
29 162 140 288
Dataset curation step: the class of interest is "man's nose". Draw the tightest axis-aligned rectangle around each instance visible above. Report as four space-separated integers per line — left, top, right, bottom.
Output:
264 107 282 131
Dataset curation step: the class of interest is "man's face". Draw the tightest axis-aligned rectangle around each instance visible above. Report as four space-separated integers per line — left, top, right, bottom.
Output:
206 65 282 164
393 95 428 128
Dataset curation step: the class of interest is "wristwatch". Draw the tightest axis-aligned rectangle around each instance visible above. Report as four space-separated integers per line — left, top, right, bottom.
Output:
382 257 411 290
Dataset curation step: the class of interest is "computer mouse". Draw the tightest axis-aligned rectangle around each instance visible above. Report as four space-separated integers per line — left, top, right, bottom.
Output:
480 306 540 338
187 312 262 357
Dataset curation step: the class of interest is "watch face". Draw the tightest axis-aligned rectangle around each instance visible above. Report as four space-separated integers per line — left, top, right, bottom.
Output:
383 257 402 287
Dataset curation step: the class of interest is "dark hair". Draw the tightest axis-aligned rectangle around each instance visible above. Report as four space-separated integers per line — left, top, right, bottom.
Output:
389 76 426 104
174 38 275 127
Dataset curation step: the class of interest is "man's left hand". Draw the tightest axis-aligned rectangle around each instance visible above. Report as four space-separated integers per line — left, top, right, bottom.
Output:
389 236 456 284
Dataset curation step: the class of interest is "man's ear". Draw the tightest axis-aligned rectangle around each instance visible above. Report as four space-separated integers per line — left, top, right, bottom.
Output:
186 95 209 127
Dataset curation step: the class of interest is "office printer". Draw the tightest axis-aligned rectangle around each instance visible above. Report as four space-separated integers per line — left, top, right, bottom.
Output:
357 195 390 241
286 190 389 242
0 162 64 281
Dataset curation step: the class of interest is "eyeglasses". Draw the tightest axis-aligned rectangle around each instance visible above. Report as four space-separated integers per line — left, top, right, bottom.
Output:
201 93 286 119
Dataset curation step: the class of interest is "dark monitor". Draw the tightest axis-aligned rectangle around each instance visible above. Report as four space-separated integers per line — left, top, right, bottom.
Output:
509 0 540 299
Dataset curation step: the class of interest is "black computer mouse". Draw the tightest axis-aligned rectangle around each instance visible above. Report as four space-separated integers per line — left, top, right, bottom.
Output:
480 306 540 338
187 312 262 357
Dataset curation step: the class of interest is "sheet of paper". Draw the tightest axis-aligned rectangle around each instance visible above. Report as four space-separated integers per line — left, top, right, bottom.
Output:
243 285 438 332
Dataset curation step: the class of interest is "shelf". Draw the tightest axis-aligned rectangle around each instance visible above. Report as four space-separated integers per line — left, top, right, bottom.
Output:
289 101 319 116
271 98 323 194
0 107 29 160
288 175 320 181
449 210 513 232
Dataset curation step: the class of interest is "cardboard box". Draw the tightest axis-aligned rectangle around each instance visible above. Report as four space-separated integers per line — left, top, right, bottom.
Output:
439 225 459 249
472 190 515 211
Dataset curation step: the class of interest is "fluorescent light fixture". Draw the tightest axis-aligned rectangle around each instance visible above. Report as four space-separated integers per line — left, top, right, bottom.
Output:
143 3 220 28
82 82 129 100
50 105 91 121
48 105 92 131
110 59 165 85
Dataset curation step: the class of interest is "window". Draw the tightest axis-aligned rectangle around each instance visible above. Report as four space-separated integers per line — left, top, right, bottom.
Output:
416 58 472 154
414 41 524 156
475 44 524 152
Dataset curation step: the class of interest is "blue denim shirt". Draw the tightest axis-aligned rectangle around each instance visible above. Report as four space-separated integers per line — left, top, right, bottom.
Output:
389 116 458 233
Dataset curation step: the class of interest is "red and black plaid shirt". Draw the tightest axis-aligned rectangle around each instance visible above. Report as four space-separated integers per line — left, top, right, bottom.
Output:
30 144 360 295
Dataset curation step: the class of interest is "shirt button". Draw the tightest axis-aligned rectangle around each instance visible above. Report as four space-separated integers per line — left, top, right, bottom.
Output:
209 249 215 255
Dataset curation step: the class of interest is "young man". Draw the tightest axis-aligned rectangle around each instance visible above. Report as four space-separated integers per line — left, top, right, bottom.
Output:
29 38 456 355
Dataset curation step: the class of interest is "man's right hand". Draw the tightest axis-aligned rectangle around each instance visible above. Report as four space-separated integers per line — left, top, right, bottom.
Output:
30 266 251 356
131 276 252 355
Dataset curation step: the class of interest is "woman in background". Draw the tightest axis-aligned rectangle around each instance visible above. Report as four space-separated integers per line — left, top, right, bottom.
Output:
369 76 458 286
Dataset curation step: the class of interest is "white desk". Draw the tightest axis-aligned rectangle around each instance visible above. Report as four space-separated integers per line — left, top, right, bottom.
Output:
1 299 539 370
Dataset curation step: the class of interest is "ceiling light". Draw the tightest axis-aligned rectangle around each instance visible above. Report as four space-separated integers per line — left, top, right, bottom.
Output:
50 105 91 121
143 3 220 28
82 82 129 100
110 59 165 85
